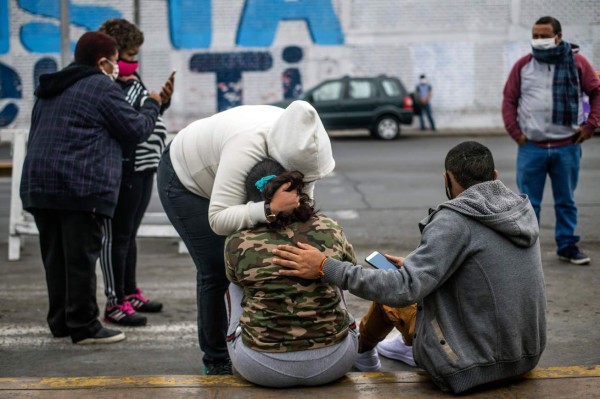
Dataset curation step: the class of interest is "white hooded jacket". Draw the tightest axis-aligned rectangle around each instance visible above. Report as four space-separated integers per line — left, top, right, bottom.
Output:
169 101 335 236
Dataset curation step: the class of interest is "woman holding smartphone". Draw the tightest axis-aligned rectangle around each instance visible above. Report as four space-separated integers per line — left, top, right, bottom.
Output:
97 18 174 326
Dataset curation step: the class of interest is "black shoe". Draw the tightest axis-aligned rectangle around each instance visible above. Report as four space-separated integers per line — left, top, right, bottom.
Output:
557 244 591 265
104 302 148 326
51 329 69 338
204 360 233 375
52 332 69 338
125 288 163 313
74 328 126 345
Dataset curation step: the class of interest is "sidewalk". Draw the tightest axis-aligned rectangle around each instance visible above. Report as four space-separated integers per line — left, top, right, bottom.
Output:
2 366 599 398
1 135 599 398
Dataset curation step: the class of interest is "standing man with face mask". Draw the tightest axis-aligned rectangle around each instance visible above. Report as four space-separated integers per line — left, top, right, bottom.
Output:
502 16 600 265
416 74 436 131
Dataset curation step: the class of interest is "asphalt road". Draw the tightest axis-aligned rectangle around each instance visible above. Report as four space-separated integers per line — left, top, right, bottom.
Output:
1 133 599 377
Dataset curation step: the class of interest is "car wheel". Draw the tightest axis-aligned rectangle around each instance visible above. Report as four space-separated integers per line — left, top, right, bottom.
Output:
371 115 400 140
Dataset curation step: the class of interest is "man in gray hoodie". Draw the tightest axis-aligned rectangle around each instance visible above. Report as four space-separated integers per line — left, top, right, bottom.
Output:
273 141 547 393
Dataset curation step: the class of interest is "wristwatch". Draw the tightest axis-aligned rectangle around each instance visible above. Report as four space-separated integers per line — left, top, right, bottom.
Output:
264 202 277 223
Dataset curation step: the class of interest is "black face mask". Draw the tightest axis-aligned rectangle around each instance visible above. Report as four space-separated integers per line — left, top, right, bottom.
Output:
445 174 453 200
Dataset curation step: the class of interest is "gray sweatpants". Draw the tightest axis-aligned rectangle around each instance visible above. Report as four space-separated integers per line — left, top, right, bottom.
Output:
225 283 358 387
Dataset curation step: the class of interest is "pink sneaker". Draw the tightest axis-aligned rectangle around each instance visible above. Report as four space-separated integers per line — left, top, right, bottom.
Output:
125 288 163 313
104 301 147 326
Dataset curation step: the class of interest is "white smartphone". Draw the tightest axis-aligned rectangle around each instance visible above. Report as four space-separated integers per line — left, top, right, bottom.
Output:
365 251 398 272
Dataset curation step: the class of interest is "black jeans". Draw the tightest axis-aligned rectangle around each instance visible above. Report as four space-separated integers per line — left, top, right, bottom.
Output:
30 208 104 343
157 147 229 366
100 170 155 305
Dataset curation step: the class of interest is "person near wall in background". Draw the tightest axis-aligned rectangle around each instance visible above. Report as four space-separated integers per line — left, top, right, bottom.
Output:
97 18 174 327
20 32 161 345
502 16 600 265
272 141 547 394
156 100 335 375
415 74 436 131
224 159 357 387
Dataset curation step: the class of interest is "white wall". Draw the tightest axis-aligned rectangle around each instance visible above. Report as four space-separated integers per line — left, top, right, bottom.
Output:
1 0 598 132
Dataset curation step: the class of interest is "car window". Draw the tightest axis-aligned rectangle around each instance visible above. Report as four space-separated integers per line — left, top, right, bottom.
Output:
348 80 373 99
312 81 343 101
381 79 402 97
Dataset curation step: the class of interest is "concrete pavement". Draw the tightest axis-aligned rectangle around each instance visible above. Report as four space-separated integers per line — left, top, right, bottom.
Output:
1 133 599 397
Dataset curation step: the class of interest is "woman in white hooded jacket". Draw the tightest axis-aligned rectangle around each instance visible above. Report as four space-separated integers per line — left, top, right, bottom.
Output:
156 100 335 375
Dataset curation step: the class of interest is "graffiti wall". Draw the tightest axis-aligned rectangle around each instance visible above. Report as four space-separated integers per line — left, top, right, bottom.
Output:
1 0 599 131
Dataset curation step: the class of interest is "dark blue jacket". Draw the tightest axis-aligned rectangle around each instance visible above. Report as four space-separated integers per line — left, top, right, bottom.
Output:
20 63 160 218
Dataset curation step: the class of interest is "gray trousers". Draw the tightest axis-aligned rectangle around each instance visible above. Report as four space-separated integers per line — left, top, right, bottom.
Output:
225 283 358 387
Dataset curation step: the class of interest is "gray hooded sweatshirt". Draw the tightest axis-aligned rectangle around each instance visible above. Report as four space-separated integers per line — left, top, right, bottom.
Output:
322 180 546 393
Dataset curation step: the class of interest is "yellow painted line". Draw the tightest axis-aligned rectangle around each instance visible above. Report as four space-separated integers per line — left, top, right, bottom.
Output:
525 365 600 379
0 366 598 391
0 375 252 390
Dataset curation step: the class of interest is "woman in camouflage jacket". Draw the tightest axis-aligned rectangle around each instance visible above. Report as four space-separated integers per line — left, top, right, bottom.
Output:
224 159 358 387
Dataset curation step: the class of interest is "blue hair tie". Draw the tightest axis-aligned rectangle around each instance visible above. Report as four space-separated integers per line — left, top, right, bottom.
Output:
255 175 276 192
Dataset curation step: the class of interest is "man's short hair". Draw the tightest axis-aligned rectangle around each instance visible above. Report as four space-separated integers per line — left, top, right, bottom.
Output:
535 16 562 35
74 31 118 66
445 141 495 189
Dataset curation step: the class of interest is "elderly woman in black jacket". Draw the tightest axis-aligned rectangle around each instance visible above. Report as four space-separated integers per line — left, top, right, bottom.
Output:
20 31 161 345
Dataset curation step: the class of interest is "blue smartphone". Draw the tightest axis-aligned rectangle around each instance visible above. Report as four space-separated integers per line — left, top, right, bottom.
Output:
365 251 398 272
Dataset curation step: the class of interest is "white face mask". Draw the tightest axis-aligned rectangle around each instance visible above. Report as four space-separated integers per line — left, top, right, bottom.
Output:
531 37 557 50
100 58 120 81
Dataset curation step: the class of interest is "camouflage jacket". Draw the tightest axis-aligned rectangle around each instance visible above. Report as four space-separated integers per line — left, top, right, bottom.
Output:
225 214 356 352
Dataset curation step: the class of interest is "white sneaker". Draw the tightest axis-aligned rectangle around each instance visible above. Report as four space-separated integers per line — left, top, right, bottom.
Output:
354 348 381 371
376 335 416 367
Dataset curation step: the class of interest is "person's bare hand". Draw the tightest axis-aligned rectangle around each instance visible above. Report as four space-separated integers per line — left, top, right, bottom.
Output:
160 76 174 103
573 127 590 144
516 135 527 145
148 91 162 105
383 254 404 268
269 182 300 215
273 242 325 280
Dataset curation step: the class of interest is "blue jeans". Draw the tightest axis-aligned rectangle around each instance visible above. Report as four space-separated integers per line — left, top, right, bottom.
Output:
516 141 582 251
157 147 229 366
419 102 436 130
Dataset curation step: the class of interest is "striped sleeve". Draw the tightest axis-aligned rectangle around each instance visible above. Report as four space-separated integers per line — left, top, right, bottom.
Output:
123 80 168 171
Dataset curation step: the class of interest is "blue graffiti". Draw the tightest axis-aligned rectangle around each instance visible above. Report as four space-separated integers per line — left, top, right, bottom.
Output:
236 0 344 47
20 23 77 53
282 68 302 99
190 52 272 111
281 46 303 99
34 58 58 91
0 62 22 127
0 0 8 54
168 0 211 49
17 0 121 53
